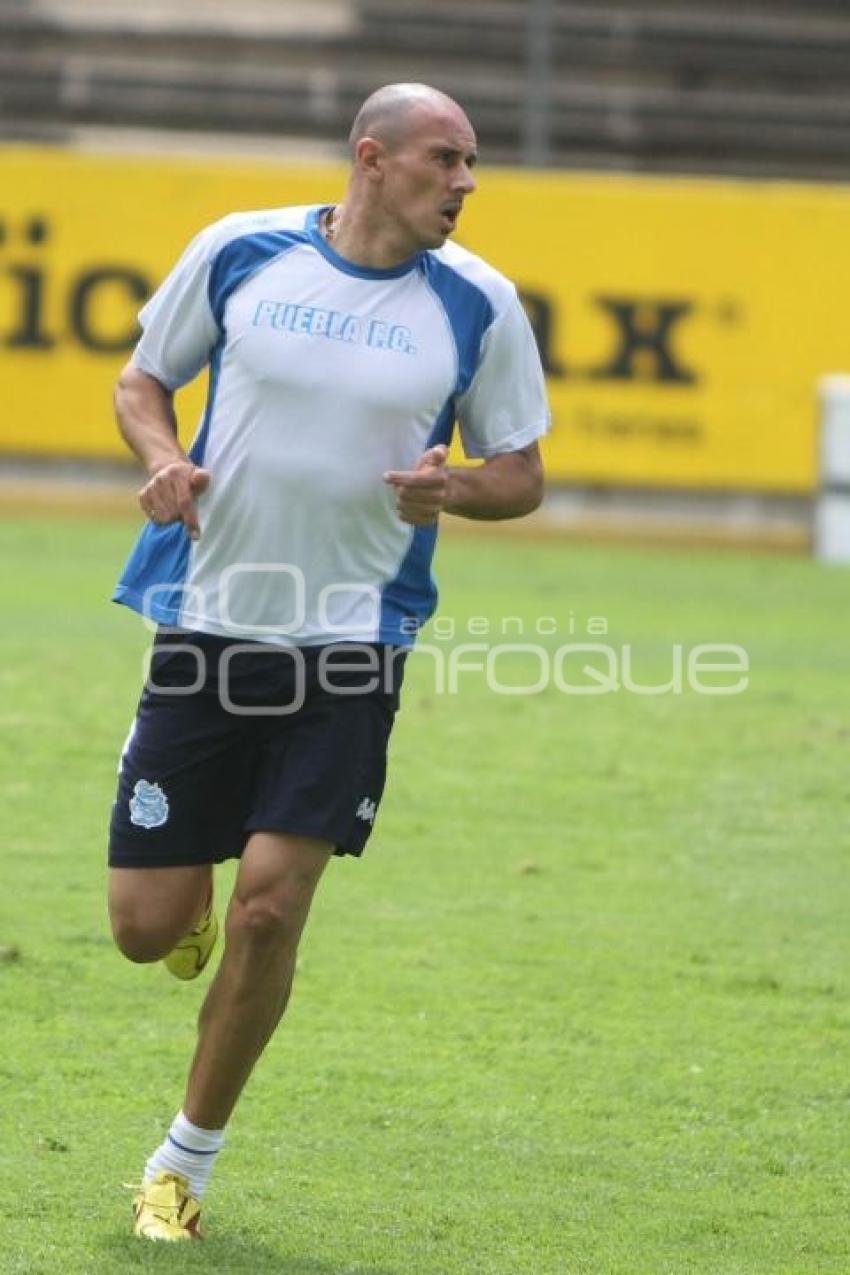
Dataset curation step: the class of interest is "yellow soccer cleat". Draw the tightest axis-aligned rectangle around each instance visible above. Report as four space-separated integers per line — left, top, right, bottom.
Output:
131 1170 202 1241
163 897 218 980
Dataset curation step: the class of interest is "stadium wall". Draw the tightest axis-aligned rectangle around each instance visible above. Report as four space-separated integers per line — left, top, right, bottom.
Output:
1 146 848 494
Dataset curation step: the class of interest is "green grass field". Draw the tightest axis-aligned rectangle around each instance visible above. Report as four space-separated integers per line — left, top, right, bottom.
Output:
1 515 848 1274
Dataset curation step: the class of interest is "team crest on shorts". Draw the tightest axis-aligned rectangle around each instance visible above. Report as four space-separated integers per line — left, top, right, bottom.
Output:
355 797 377 825
129 779 169 829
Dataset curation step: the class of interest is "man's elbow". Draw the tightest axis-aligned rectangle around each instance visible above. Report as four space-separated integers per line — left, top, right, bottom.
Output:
518 449 545 515
114 361 143 416
528 465 545 513
114 363 133 434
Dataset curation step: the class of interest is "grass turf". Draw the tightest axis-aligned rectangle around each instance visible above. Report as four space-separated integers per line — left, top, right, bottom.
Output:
0 515 848 1274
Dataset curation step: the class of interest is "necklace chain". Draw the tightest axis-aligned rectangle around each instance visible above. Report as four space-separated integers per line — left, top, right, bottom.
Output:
325 204 343 242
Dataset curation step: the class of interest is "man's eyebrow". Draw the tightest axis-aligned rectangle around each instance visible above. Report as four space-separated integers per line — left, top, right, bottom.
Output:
430 144 479 163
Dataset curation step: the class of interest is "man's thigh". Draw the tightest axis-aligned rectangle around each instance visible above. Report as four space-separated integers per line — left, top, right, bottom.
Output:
230 831 332 935
108 862 212 952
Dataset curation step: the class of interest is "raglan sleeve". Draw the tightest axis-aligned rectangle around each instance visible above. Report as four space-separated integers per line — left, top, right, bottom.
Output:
456 289 551 459
131 225 221 391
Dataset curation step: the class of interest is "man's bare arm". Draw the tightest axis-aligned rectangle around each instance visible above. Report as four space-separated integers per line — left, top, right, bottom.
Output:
445 442 543 520
384 441 544 526
114 363 210 539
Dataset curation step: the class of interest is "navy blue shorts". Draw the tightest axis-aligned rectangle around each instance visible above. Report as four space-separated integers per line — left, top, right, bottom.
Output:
108 631 407 868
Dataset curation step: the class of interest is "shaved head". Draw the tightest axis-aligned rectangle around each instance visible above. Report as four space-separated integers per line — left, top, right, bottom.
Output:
336 81 478 263
349 83 471 154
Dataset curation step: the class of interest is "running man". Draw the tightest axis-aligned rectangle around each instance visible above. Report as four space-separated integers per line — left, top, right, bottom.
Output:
108 82 549 1240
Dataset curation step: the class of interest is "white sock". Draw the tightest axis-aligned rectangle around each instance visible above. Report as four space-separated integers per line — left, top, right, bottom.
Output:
144 1109 225 1200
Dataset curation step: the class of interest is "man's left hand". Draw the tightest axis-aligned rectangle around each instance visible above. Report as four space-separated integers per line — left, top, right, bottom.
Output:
383 445 450 526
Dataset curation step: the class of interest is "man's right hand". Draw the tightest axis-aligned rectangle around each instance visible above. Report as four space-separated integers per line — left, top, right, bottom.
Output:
138 461 211 540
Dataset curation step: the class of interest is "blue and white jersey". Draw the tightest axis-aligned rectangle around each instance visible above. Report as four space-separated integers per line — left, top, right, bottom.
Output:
114 204 550 646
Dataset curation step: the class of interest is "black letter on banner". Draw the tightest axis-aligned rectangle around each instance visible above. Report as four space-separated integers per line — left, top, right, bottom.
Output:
518 290 566 378
69 267 150 353
589 298 697 384
5 267 56 349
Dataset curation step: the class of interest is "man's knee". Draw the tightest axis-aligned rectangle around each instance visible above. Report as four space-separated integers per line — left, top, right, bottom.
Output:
228 892 303 948
108 863 210 963
110 913 175 964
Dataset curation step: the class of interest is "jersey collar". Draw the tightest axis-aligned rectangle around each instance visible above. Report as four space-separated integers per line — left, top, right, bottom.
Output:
306 206 424 280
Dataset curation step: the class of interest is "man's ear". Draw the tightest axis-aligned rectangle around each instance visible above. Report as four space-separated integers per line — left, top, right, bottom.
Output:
355 136 387 181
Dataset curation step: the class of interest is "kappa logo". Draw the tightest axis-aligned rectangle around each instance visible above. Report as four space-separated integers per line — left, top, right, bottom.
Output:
355 797 377 825
129 779 169 829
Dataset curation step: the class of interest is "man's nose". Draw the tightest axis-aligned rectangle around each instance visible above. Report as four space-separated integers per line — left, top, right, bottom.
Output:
454 164 476 195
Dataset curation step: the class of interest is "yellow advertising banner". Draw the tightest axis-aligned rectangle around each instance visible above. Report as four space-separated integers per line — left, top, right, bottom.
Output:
1 146 849 490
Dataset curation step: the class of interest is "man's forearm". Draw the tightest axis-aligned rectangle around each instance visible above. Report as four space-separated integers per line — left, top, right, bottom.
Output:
114 363 210 539
114 363 187 478
444 444 544 521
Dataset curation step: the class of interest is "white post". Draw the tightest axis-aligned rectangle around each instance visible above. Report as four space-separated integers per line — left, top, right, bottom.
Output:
815 374 850 562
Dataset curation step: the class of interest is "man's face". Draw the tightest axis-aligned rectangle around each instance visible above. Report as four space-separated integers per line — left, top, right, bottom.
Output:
378 107 478 252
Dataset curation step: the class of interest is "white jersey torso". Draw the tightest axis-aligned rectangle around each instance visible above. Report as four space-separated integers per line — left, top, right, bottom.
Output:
114 205 549 646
